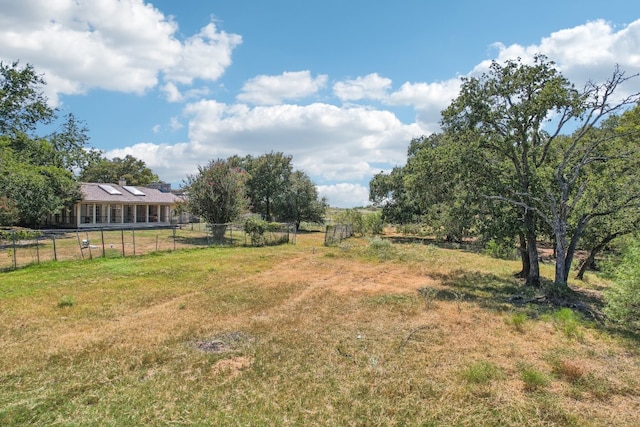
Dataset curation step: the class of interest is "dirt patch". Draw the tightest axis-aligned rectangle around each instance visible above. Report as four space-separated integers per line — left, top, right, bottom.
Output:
191 331 253 354
210 356 254 378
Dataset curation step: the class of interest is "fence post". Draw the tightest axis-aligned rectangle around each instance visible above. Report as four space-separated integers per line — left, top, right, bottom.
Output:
12 231 17 270
132 228 136 256
101 229 106 258
85 231 93 260
173 226 176 251
52 234 57 262
36 234 40 265
121 229 125 257
76 230 85 260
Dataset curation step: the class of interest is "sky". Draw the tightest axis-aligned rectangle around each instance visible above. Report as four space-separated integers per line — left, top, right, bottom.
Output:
1 1 639 208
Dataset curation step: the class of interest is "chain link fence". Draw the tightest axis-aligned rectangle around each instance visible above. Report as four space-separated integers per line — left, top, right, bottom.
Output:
1 222 295 271
324 223 354 246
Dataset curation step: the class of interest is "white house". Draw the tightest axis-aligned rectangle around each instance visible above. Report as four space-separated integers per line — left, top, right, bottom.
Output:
48 181 183 228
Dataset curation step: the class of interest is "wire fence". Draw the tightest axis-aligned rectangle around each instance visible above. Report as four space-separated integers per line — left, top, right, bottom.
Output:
0 222 295 272
324 223 354 246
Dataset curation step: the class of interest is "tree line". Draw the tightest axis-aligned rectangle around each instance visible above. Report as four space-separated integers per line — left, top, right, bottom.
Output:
370 55 640 296
182 152 328 230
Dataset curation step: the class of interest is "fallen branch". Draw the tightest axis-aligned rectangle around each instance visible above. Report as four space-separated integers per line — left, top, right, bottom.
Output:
398 325 433 352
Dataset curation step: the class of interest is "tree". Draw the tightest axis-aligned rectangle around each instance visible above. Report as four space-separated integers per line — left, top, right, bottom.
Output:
574 107 640 279
274 170 327 229
244 152 293 220
79 154 159 186
369 165 421 225
403 133 484 242
50 113 96 172
0 61 88 227
0 138 80 226
0 61 53 136
183 159 249 236
441 55 640 292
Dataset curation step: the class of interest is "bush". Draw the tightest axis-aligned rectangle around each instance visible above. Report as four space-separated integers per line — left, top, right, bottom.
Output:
243 217 286 246
363 211 384 235
366 237 395 259
484 239 516 260
604 238 640 332
244 217 269 246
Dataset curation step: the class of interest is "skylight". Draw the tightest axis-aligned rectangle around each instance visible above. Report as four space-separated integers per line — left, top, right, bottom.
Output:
123 186 146 196
98 184 123 195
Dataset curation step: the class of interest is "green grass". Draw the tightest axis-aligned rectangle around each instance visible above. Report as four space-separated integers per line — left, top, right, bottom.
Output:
1 232 639 426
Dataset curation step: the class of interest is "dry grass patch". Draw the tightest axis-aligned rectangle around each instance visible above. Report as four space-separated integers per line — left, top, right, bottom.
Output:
1 232 640 425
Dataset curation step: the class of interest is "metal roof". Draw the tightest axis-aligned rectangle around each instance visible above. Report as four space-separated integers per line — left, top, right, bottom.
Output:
80 183 183 204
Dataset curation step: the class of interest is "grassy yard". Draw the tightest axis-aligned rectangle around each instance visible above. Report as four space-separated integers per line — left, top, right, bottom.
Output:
1 231 639 426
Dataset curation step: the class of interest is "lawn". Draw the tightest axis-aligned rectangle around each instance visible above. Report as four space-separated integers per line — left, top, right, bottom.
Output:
1 231 639 426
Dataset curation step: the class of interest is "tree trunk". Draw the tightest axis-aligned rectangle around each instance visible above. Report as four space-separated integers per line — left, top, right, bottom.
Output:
524 211 540 287
576 231 625 280
515 232 529 279
554 229 568 288
562 217 589 284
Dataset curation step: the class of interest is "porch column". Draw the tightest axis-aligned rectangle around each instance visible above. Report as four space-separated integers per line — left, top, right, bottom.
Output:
76 204 82 228
92 203 96 224
146 205 150 223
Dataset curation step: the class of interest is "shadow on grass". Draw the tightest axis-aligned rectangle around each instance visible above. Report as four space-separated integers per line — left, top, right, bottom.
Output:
419 270 613 328
387 235 482 253
419 270 523 313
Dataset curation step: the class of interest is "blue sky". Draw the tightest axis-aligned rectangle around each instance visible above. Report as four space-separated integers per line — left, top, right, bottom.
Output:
1 1 639 207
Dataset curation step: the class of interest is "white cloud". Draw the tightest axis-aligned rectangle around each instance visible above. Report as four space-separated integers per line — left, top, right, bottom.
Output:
169 117 184 131
237 71 328 105
472 19 640 97
163 22 242 85
333 73 392 101
5 4 639 209
317 183 370 208
161 82 183 103
0 0 240 105
110 101 424 192
161 82 211 103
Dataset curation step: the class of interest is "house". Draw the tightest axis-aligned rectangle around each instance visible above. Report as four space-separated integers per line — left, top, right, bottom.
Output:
48 180 184 228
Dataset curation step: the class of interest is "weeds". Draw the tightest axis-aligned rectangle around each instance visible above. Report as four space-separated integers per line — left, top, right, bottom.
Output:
460 360 504 384
57 295 76 308
505 312 528 333
518 363 550 392
545 308 585 340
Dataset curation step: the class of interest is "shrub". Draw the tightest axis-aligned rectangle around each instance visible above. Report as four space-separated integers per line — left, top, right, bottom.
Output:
604 238 640 332
363 211 384 235
484 239 516 260
366 237 396 259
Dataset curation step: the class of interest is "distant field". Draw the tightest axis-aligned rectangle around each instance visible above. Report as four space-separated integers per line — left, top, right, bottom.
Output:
1 231 638 426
